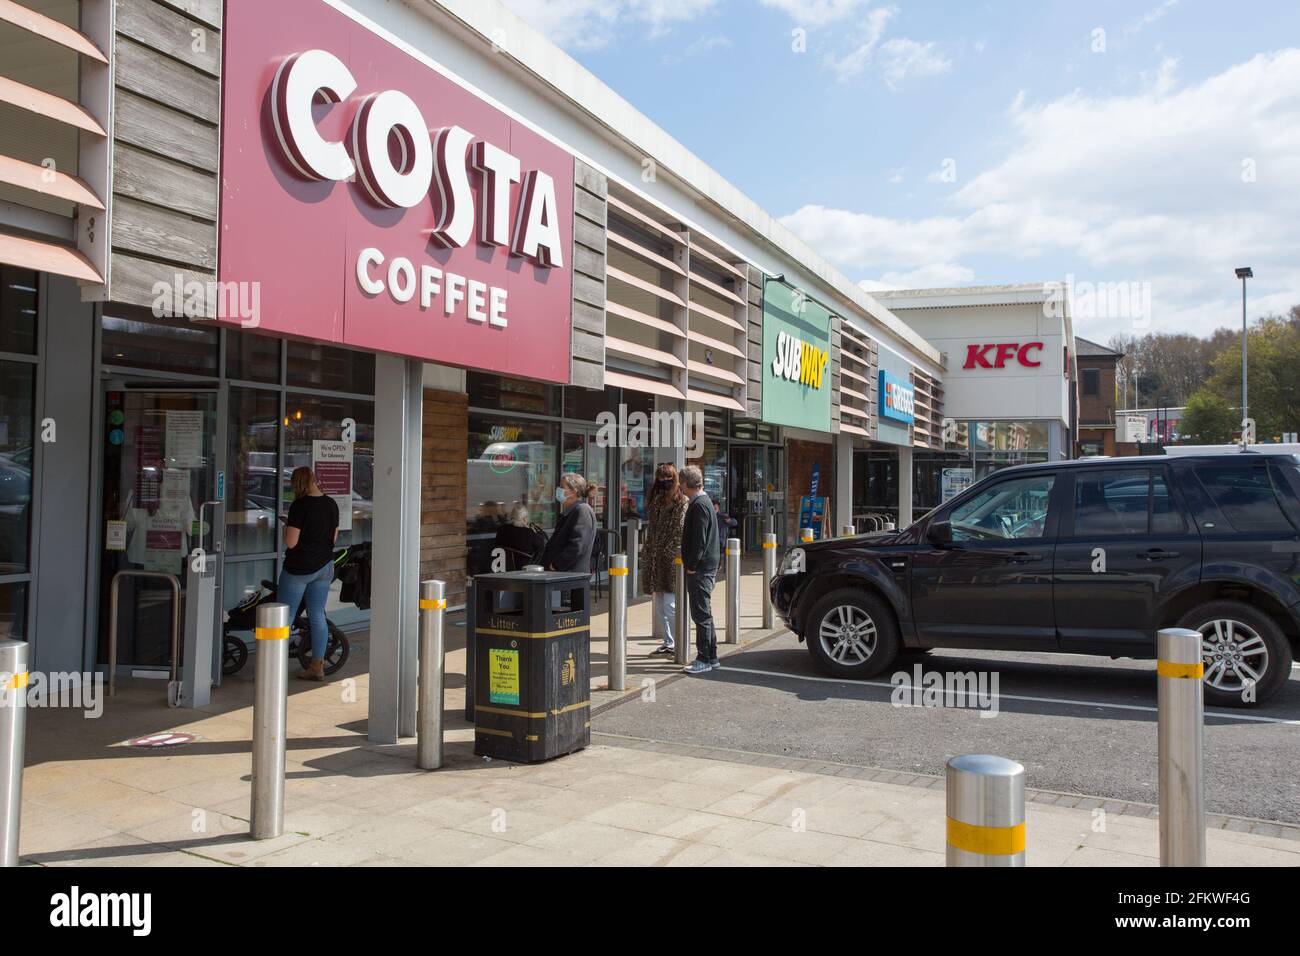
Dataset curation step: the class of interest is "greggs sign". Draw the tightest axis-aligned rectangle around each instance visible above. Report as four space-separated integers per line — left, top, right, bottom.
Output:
218 0 574 382
963 342 1043 369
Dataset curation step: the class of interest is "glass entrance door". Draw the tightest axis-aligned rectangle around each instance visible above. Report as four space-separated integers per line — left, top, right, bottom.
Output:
99 387 221 674
728 444 786 551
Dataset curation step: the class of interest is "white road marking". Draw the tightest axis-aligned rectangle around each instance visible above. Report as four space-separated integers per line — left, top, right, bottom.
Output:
716 665 1300 726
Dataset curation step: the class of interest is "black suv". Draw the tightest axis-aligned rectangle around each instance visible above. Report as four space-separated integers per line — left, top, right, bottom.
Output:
771 453 1300 707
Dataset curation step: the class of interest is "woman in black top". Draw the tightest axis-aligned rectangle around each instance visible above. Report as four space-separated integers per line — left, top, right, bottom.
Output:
279 466 340 681
541 473 597 573
493 505 547 570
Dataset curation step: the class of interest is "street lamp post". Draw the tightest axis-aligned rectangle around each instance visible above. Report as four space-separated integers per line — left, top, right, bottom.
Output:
1236 267 1253 446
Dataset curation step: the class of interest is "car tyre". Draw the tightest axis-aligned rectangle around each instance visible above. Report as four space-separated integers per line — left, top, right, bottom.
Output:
1176 600 1292 707
804 588 900 678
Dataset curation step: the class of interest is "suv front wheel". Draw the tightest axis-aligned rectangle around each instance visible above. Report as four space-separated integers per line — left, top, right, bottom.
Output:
804 588 900 678
1176 600 1293 707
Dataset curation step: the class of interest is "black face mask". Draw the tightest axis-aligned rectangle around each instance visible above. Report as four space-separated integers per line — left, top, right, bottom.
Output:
657 479 673 489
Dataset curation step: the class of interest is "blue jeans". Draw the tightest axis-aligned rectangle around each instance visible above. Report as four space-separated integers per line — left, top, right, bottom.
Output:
278 562 334 660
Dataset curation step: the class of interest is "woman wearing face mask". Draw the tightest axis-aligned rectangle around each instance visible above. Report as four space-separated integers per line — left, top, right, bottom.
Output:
641 462 687 656
540 472 597 574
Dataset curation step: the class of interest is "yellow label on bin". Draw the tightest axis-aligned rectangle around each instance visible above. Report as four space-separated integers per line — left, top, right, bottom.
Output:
489 648 520 705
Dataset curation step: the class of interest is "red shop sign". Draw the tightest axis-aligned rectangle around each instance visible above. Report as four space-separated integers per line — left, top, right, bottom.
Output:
962 342 1044 369
218 0 575 383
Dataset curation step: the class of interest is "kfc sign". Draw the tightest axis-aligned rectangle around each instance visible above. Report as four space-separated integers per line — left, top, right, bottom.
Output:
218 0 574 383
963 342 1043 369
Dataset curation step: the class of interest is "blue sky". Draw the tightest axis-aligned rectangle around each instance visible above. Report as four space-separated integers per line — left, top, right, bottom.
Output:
500 0 1300 344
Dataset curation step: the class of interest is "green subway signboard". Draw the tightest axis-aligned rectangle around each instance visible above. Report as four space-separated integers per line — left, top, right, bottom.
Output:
761 278 833 432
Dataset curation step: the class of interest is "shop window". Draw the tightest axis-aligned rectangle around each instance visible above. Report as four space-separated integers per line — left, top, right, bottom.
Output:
563 385 613 422
467 372 559 417
226 388 281 555
467 414 558 536
0 582 26 640
286 341 375 394
282 393 374 548
227 330 281 384
0 361 35 573
102 309 220 376
0 266 37 355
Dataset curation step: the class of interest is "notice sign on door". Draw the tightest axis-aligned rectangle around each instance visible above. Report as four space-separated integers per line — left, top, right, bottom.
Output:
165 409 204 468
488 649 520 705
312 440 353 532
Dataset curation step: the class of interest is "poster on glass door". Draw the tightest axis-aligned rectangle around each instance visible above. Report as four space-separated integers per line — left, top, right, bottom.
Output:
312 440 353 532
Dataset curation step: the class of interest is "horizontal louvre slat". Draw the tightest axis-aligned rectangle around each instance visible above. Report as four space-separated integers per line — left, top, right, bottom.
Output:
605 335 685 369
0 0 108 62
605 369 685 401
688 269 744 306
0 230 102 281
0 153 103 208
840 385 870 403
0 75 106 136
686 328 743 359
687 240 745 281
687 388 744 412
688 360 743 386
606 229 684 276
839 421 869 437
688 300 743 333
607 265 684 306
607 194 684 245
605 299 685 338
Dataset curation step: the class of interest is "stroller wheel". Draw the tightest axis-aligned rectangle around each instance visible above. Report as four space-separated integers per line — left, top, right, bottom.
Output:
296 621 350 675
222 634 249 675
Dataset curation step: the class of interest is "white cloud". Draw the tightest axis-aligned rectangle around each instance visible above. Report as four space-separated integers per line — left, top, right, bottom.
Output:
781 50 1300 340
824 6 896 82
499 0 720 51
1127 0 1179 35
878 38 952 88
758 0 869 27
662 33 733 65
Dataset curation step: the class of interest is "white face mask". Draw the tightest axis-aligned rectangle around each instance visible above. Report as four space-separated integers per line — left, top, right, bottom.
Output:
555 486 567 503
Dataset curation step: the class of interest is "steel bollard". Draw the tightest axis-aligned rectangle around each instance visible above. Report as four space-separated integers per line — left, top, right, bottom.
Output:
762 533 777 629
417 580 447 771
725 538 740 644
946 754 1026 867
0 639 28 867
674 557 689 665
608 554 628 691
841 525 854 537
800 527 814 543
1158 627 1205 867
251 602 289 840
627 518 640 599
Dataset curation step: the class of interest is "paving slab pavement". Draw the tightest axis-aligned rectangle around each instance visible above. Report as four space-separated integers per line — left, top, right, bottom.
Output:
13 567 1299 866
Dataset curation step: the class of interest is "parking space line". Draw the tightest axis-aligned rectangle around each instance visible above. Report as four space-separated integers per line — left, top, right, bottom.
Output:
716 665 1300 726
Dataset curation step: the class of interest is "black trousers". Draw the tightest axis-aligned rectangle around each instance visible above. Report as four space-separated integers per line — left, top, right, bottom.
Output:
686 567 718 663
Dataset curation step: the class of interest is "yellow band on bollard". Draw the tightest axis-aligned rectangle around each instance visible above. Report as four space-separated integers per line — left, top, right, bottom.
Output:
1157 660 1204 679
419 598 447 610
762 542 777 549
608 568 628 576
9 672 28 690
946 817 1025 856
255 626 290 641
673 557 683 565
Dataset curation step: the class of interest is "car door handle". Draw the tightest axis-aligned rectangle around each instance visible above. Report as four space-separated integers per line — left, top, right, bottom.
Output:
1009 552 1043 563
1139 548 1180 560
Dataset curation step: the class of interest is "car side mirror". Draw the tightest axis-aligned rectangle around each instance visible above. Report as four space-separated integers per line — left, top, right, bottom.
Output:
926 520 953 548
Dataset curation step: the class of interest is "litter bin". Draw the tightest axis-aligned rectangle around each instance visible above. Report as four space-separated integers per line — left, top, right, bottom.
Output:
470 570 591 763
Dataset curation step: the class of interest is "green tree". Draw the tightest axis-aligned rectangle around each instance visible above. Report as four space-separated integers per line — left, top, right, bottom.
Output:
1201 309 1300 440
1179 392 1237 444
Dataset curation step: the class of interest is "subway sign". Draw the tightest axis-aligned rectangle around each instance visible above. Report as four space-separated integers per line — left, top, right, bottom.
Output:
761 279 833 432
879 370 916 425
771 331 829 388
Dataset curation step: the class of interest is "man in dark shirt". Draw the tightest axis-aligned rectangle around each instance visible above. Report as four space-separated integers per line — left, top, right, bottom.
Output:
679 465 720 673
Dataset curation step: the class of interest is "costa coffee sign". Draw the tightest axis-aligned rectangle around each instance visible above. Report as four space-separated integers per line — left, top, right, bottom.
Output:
218 0 574 382
963 342 1043 369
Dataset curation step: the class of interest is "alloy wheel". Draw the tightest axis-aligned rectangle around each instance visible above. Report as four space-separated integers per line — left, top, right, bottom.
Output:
1198 618 1268 693
818 605 878 666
